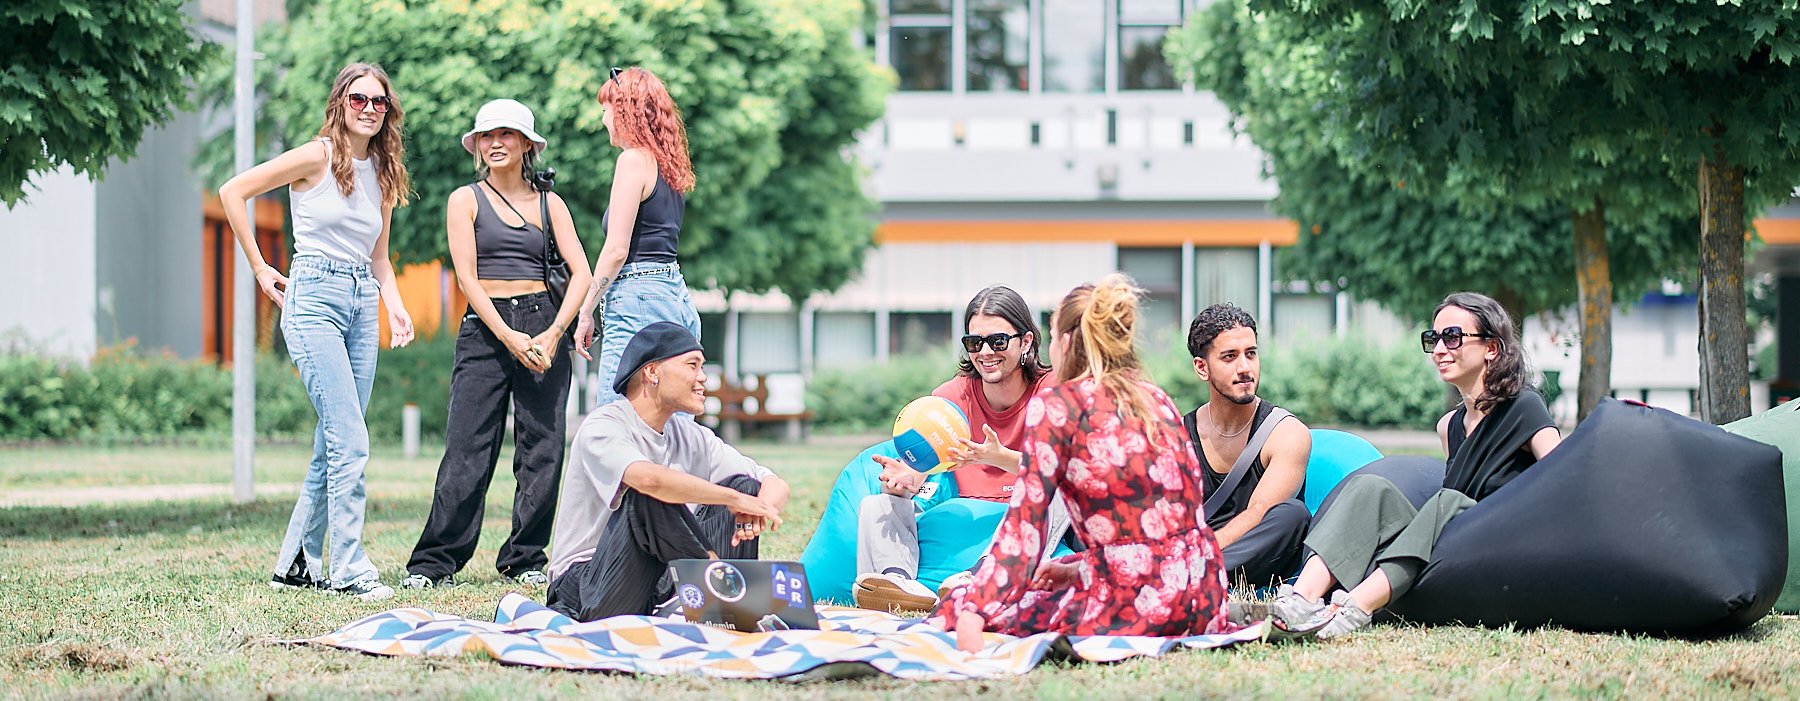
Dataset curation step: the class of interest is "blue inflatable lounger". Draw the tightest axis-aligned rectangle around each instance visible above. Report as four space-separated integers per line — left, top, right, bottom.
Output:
798 440 1074 604
798 429 1386 604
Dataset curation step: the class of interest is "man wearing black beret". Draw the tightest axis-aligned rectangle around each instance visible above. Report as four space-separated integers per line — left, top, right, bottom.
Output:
545 322 789 621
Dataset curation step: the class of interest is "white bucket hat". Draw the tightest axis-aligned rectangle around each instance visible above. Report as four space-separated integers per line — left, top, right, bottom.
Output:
460 99 548 156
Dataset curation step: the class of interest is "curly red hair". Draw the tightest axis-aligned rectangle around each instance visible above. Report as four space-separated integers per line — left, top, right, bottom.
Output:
597 67 695 194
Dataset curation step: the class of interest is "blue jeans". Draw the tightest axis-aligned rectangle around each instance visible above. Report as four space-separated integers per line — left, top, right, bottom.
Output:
592 262 701 408
275 255 381 588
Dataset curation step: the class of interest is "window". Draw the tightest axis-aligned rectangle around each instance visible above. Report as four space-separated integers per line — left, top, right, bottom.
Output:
739 312 801 374
698 312 728 363
890 311 953 355
1119 0 1182 90
1194 247 1260 319
815 311 878 369
892 1 952 91
1272 293 1335 345
1042 0 1105 93
967 0 1030 91
1118 247 1182 351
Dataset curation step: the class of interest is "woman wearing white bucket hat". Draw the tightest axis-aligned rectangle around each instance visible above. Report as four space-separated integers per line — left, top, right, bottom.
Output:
401 98 593 590
572 67 704 410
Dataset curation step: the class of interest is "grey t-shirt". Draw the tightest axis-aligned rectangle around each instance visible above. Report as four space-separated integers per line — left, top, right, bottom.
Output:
547 400 776 579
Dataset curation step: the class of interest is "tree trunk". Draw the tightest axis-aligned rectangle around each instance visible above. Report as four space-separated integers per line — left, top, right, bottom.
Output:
1572 202 1611 422
1697 147 1751 424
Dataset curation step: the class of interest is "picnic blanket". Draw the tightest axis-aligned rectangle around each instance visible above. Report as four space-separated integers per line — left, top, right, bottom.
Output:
292 593 1268 680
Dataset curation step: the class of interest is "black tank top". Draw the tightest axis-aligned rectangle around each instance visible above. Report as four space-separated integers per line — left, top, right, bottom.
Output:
1186 400 1303 529
602 176 683 265
469 184 547 281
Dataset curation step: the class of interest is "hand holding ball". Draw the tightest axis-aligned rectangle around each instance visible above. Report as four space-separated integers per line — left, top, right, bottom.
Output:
891 396 971 475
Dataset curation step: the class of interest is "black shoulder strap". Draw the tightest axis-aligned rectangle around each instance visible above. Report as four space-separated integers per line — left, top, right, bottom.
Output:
1202 405 1293 520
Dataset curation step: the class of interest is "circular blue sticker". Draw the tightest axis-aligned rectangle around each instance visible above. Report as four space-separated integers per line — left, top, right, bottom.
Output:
678 583 706 610
704 561 747 602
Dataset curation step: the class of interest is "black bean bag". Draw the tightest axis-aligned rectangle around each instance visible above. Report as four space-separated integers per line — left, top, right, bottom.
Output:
1380 399 1787 636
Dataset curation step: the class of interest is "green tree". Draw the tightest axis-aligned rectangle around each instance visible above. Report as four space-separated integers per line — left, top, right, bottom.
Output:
1 0 214 207
1173 0 1798 422
199 0 890 301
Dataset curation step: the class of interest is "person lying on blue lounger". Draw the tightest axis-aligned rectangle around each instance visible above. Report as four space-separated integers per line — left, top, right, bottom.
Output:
852 285 1073 613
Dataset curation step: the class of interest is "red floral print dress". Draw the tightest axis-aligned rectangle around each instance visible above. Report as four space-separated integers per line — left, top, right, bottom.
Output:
928 377 1233 638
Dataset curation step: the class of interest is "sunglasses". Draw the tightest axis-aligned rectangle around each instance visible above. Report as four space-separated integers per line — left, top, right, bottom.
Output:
345 92 391 113
610 66 624 86
961 332 1025 354
1420 326 1494 353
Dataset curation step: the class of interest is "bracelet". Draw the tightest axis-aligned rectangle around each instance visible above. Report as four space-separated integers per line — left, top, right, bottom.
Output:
253 264 274 277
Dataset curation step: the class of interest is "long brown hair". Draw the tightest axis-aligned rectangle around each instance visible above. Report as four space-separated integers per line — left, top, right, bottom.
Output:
1054 273 1160 442
1435 291 1526 413
318 63 411 209
597 67 696 193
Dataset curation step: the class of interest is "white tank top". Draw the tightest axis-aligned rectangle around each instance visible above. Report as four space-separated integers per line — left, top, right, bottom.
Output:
290 138 383 265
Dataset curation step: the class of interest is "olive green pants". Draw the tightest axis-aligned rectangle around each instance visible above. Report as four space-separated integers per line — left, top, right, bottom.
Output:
1303 474 1475 599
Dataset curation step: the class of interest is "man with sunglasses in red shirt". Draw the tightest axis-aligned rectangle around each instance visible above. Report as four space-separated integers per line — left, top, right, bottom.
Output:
852 285 1066 613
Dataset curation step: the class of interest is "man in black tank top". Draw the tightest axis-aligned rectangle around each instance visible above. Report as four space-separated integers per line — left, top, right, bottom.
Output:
1183 304 1314 588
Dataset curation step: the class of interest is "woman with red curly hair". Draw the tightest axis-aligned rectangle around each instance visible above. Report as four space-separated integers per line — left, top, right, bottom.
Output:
573 67 703 408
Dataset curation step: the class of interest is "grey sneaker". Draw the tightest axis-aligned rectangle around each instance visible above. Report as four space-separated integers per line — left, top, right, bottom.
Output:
1314 591 1374 640
1268 584 1327 629
333 579 395 602
514 570 549 587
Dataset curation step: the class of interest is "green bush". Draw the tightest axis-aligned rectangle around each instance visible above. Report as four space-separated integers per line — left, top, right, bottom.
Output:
1143 333 1446 430
0 331 459 442
364 331 456 441
806 351 960 432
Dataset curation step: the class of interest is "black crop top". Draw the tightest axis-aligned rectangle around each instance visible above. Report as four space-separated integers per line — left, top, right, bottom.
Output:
602 176 683 265
470 184 547 281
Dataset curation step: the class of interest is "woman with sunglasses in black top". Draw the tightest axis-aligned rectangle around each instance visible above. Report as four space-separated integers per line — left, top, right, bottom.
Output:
1267 291 1562 639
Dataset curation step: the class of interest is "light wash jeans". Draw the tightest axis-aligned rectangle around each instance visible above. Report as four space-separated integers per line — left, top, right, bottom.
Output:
591 262 702 409
274 255 381 589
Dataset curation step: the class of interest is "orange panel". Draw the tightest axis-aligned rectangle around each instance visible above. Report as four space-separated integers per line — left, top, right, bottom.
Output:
1755 217 1800 245
874 219 1301 247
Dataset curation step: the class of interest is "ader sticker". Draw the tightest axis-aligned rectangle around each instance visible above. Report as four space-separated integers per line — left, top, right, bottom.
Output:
771 564 807 608
704 561 747 602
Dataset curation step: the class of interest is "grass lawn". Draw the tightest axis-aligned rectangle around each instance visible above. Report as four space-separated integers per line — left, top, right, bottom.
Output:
1 436 1795 699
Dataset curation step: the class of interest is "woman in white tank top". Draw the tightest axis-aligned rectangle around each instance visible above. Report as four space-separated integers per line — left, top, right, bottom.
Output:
218 63 416 602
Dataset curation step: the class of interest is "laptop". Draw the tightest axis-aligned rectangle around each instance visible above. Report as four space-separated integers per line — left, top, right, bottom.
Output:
666 559 821 633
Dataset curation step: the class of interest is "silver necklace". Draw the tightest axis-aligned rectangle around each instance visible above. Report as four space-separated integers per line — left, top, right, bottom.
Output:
1204 405 1253 439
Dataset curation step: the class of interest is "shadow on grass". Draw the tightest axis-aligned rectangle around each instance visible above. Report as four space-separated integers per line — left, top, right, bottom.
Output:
0 495 435 541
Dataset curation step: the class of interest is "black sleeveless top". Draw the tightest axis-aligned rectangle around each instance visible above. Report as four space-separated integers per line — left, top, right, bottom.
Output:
1443 388 1555 501
602 176 683 265
469 184 547 281
1185 400 1300 529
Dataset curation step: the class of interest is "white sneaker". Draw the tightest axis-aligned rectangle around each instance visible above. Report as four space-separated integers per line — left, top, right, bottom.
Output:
513 570 548 587
334 579 395 602
937 571 974 599
399 574 435 590
853 572 939 613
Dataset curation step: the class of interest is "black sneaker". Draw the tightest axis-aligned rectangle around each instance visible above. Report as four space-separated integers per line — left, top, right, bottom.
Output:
268 571 322 590
269 552 322 591
332 579 395 602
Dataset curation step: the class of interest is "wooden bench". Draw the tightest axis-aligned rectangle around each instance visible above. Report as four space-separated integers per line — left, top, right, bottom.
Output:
705 373 815 443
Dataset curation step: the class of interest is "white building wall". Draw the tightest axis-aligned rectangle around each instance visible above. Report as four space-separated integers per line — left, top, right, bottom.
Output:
0 166 99 358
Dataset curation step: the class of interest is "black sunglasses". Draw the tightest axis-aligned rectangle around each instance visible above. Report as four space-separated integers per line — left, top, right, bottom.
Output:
1421 326 1493 353
610 67 624 86
346 92 391 113
962 332 1025 354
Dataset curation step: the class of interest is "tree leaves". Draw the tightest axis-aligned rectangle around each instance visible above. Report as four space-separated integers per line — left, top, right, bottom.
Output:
195 0 890 300
1 0 215 207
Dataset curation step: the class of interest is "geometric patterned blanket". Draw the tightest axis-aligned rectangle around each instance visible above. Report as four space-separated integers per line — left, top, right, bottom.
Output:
292 593 1270 681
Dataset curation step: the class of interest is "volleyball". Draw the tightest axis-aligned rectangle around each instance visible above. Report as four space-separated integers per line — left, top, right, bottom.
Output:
891 396 970 475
